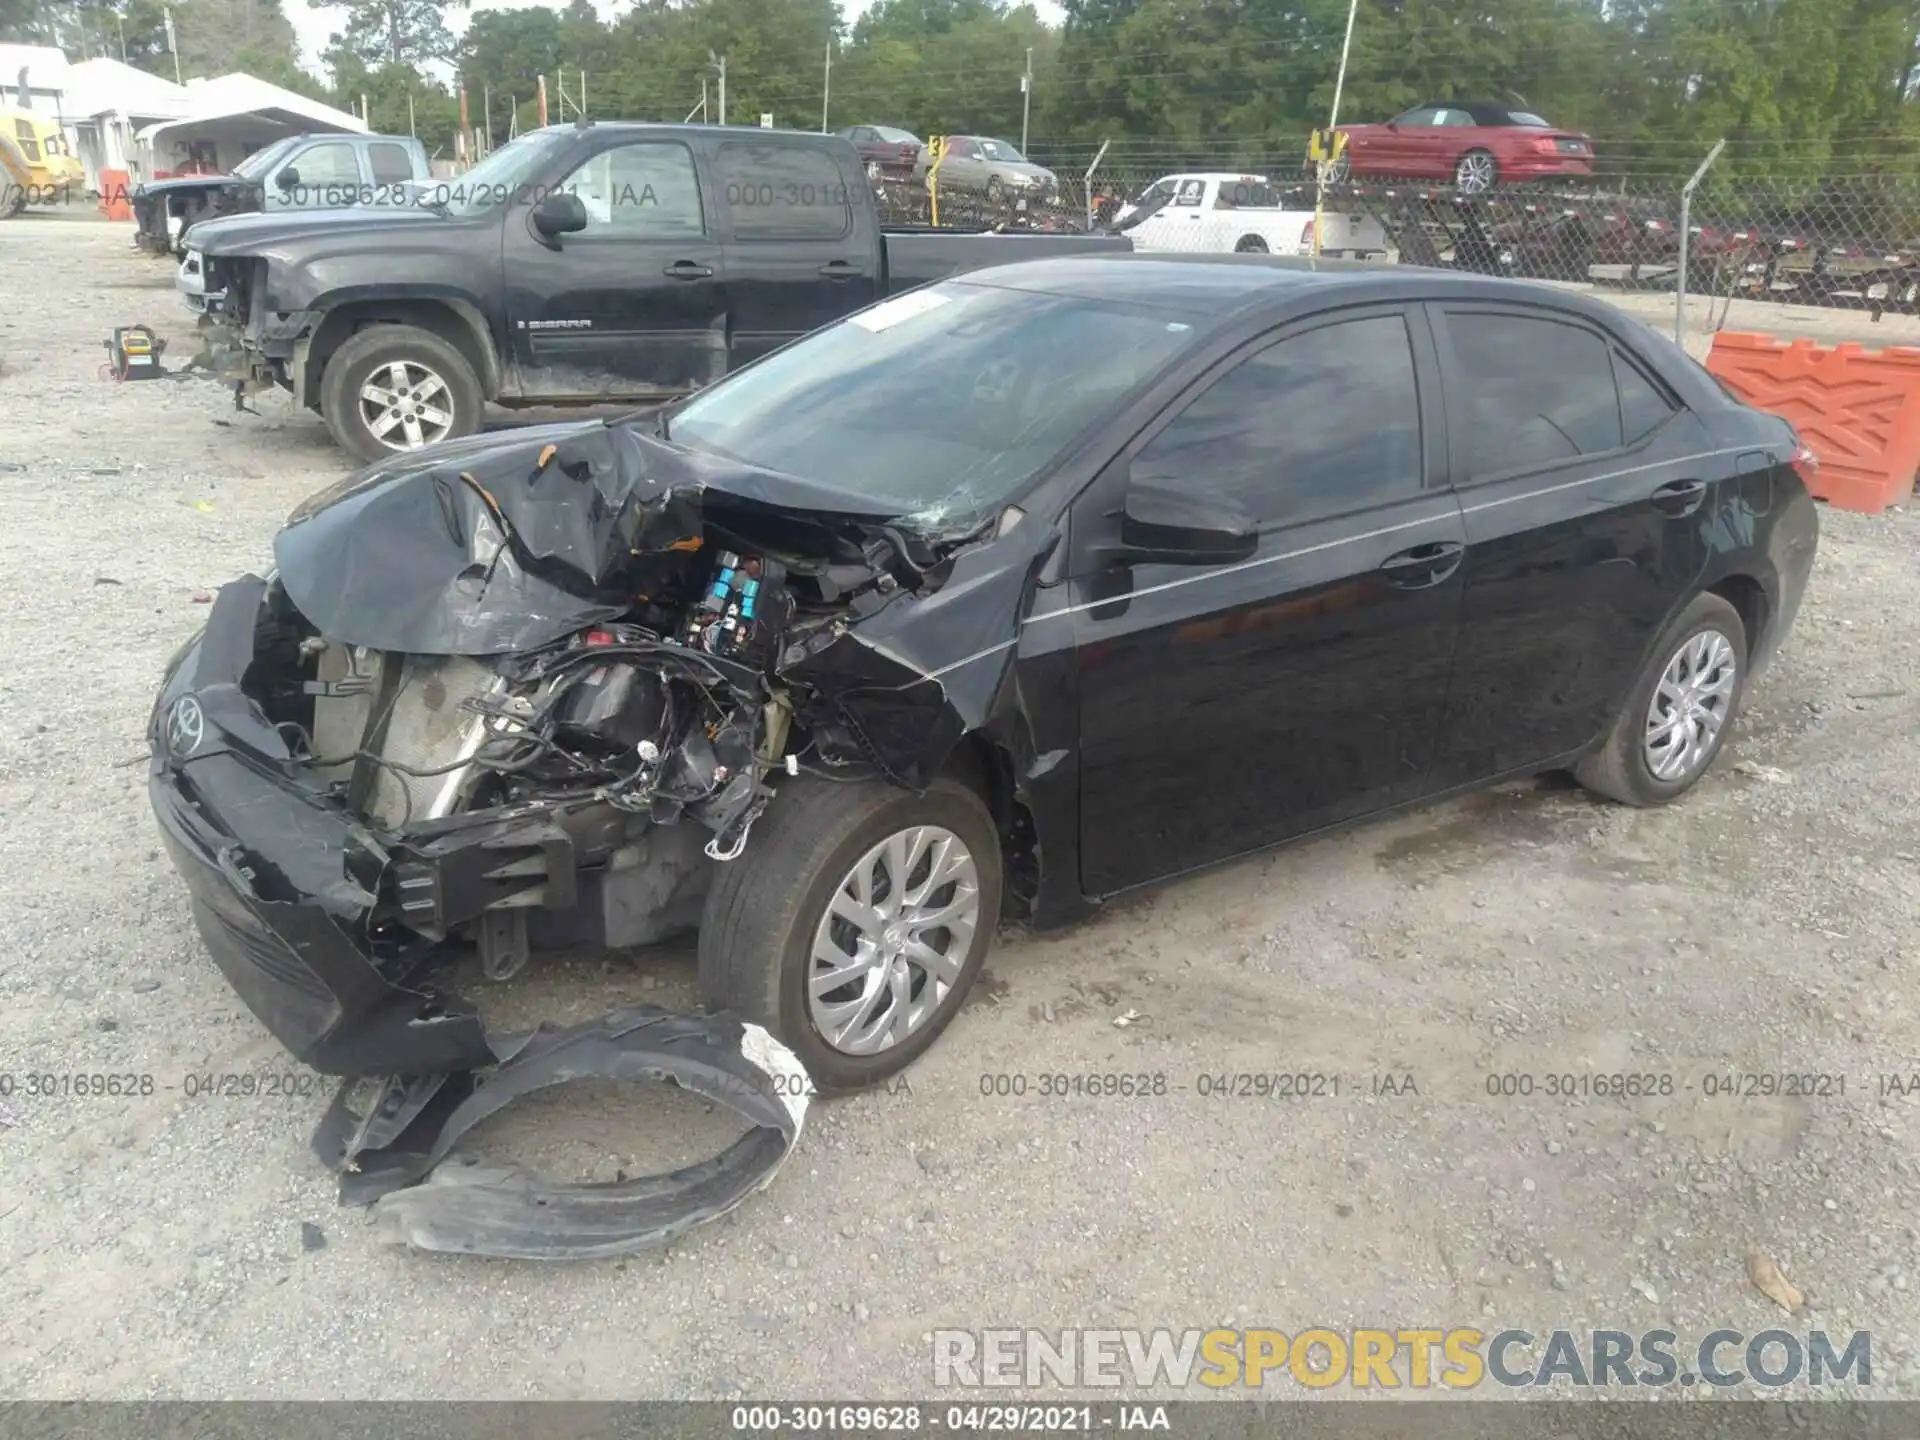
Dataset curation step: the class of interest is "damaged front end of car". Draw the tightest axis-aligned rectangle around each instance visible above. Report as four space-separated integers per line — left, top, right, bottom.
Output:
147 416 1046 1255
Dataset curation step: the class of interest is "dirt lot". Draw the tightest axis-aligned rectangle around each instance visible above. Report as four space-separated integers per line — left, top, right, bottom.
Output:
2 216 1919 1402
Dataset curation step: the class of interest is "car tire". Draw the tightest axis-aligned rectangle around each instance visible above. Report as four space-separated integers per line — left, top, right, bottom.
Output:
1455 149 1499 193
1574 592 1747 808
1234 234 1269 253
1 188 24 218
697 773 1003 1094
319 323 484 465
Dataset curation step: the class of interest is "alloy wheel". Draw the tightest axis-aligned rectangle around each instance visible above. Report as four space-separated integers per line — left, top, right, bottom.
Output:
1455 152 1496 194
360 360 455 450
807 825 981 1056
1642 629 1738 782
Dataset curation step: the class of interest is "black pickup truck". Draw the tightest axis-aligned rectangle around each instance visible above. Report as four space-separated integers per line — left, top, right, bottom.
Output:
184 120 1131 462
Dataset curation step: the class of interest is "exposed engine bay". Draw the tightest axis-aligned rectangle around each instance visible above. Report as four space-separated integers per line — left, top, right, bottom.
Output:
146 416 1055 1255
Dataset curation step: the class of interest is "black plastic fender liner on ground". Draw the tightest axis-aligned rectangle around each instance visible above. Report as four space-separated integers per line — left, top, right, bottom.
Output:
309 1005 811 1259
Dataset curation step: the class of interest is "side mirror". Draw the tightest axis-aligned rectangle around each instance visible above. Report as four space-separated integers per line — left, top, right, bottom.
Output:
1102 473 1258 567
275 167 300 189
531 190 588 238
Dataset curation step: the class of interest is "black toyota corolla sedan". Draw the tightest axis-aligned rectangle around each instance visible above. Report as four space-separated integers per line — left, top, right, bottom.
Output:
148 255 1819 1097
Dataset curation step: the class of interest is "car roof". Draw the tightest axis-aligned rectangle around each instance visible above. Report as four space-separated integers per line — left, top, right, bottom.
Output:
951 252 1647 329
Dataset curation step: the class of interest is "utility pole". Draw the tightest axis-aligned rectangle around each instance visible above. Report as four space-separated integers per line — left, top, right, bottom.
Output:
1020 47 1032 153
116 11 127 63
483 84 492 154
821 41 831 133
407 91 415 137
162 5 181 84
709 52 726 127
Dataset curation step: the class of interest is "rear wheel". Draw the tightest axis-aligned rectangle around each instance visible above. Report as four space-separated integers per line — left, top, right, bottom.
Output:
318 323 484 464
1234 234 1269 254
1574 593 1747 806
1455 149 1498 194
698 774 1002 1093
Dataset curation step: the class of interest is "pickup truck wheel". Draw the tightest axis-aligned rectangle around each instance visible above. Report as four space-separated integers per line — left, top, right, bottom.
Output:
319 324 483 464
1234 234 1269 253
697 774 1002 1094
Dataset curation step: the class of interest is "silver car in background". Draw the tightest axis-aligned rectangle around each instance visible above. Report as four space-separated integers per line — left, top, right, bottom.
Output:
919 135 1059 201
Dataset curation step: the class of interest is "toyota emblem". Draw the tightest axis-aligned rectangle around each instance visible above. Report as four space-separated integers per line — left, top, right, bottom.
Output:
166 696 206 757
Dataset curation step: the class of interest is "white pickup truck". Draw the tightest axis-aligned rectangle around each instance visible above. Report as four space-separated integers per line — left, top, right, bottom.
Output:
1114 172 1390 258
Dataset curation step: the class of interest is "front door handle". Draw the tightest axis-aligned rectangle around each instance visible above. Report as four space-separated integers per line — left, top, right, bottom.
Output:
1378 540 1464 588
818 260 865 280
663 260 714 280
1650 478 1707 517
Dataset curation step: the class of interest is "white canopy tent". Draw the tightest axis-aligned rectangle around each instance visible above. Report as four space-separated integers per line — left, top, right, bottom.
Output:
133 74 367 179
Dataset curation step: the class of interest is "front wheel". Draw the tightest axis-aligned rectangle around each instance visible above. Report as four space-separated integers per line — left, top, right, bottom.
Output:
698 774 1003 1093
318 323 484 464
1574 592 1747 806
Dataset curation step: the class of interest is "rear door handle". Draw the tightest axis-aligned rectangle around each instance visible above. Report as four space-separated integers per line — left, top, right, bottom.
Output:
1650 478 1707 516
663 260 714 280
818 260 866 280
1378 540 1464 588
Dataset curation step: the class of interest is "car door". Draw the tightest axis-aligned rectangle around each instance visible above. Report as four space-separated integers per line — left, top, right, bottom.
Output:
940 137 986 191
1069 306 1467 896
1133 178 1208 250
1402 106 1470 179
1422 302 1724 786
713 138 876 369
265 137 360 211
1370 106 1440 175
500 134 727 400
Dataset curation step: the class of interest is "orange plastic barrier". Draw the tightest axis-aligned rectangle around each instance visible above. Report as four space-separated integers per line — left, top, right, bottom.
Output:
1704 331 1920 514
97 170 132 221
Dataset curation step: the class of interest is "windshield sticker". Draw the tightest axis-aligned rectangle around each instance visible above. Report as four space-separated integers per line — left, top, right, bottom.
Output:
849 288 953 332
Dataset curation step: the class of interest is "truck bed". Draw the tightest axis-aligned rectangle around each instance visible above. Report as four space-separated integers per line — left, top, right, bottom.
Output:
883 229 1132 292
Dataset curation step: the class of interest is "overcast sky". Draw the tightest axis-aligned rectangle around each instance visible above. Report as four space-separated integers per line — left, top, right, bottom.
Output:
291 0 1068 78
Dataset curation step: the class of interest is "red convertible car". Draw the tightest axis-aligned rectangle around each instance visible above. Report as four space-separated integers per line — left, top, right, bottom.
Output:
1331 102 1594 192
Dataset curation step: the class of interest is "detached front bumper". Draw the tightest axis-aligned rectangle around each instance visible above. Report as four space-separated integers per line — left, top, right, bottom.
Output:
146 577 814 1257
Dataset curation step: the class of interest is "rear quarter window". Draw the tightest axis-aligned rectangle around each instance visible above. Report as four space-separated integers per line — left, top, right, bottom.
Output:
716 142 852 240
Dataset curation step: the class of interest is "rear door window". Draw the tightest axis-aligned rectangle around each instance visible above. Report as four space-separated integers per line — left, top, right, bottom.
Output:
367 142 414 185
1615 349 1679 443
716 141 851 240
1441 309 1624 479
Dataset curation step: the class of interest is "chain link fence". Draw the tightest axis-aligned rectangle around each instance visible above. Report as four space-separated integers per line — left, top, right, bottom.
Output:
872 158 1920 339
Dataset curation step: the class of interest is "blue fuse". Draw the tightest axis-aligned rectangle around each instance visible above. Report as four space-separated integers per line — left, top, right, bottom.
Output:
741 578 760 619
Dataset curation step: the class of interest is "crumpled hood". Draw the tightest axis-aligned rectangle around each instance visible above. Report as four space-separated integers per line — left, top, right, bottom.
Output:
277 419 947 657
271 416 1059 755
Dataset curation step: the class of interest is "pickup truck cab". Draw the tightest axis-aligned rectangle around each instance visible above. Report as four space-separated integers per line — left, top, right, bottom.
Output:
1116 172 1390 258
133 132 432 256
185 120 1131 462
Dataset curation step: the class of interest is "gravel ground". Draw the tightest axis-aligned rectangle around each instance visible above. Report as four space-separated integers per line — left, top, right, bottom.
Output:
2 217 1919 1402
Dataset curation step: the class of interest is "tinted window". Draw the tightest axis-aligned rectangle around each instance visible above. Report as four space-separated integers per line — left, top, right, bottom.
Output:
1508 111 1552 127
1445 311 1623 477
290 142 358 186
563 141 704 237
1616 350 1678 442
716 141 850 239
367 142 413 185
1132 315 1424 524
872 127 918 144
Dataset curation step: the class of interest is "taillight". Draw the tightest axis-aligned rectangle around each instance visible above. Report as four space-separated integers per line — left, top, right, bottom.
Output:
1300 218 1316 250
1789 440 1820 486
